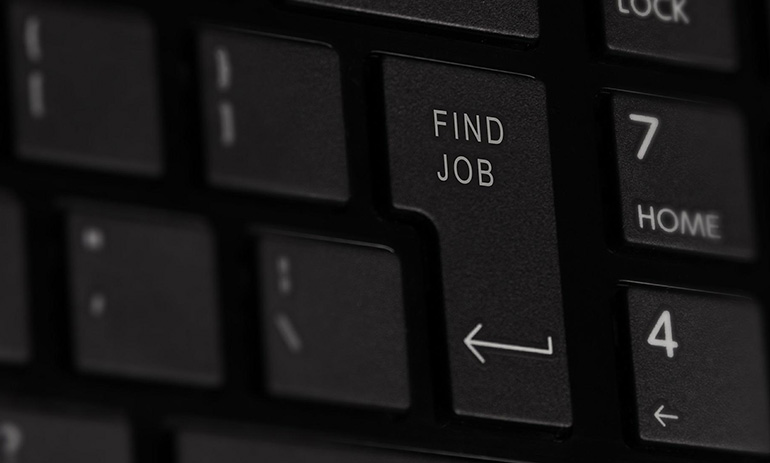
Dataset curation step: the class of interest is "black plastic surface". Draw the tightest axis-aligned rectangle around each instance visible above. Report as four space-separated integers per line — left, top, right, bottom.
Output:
178 429 503 463
285 0 540 39
9 1 163 174
611 92 754 259
0 1 768 463
0 407 131 463
68 206 222 386
625 285 770 454
382 55 571 428
0 192 27 363
259 232 410 410
199 28 349 202
602 0 738 70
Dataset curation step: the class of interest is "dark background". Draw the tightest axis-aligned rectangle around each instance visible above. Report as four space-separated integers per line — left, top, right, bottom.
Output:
0 1 767 462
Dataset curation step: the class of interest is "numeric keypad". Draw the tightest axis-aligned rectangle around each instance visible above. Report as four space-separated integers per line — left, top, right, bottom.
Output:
611 93 755 259
626 285 770 453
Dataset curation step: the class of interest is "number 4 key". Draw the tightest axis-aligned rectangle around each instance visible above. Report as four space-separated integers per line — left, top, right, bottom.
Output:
647 310 678 358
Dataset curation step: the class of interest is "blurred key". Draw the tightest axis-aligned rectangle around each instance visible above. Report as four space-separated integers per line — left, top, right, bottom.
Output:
179 430 494 463
259 232 409 409
287 0 539 38
200 29 348 202
68 206 222 386
0 408 130 463
611 92 754 259
10 1 162 174
602 0 737 70
0 193 28 363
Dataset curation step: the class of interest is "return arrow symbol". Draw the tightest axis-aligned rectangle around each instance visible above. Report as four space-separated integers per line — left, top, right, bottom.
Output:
654 405 679 427
464 323 554 364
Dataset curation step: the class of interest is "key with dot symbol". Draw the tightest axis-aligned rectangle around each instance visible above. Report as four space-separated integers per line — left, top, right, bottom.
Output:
67 205 223 386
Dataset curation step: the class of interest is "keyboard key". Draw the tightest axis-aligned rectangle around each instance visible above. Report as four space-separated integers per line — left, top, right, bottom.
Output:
68 206 222 386
383 56 571 427
179 430 488 462
200 30 348 202
0 193 28 363
602 0 737 70
10 2 162 174
259 233 409 409
611 93 754 259
0 407 130 463
626 286 770 453
287 0 539 38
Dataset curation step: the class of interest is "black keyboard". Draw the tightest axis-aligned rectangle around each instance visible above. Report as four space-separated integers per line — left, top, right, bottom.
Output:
0 0 769 462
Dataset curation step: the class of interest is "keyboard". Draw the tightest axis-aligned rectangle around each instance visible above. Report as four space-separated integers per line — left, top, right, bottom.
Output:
0 0 768 462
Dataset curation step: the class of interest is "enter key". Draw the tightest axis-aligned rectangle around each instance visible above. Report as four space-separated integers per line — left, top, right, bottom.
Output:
382 55 572 428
